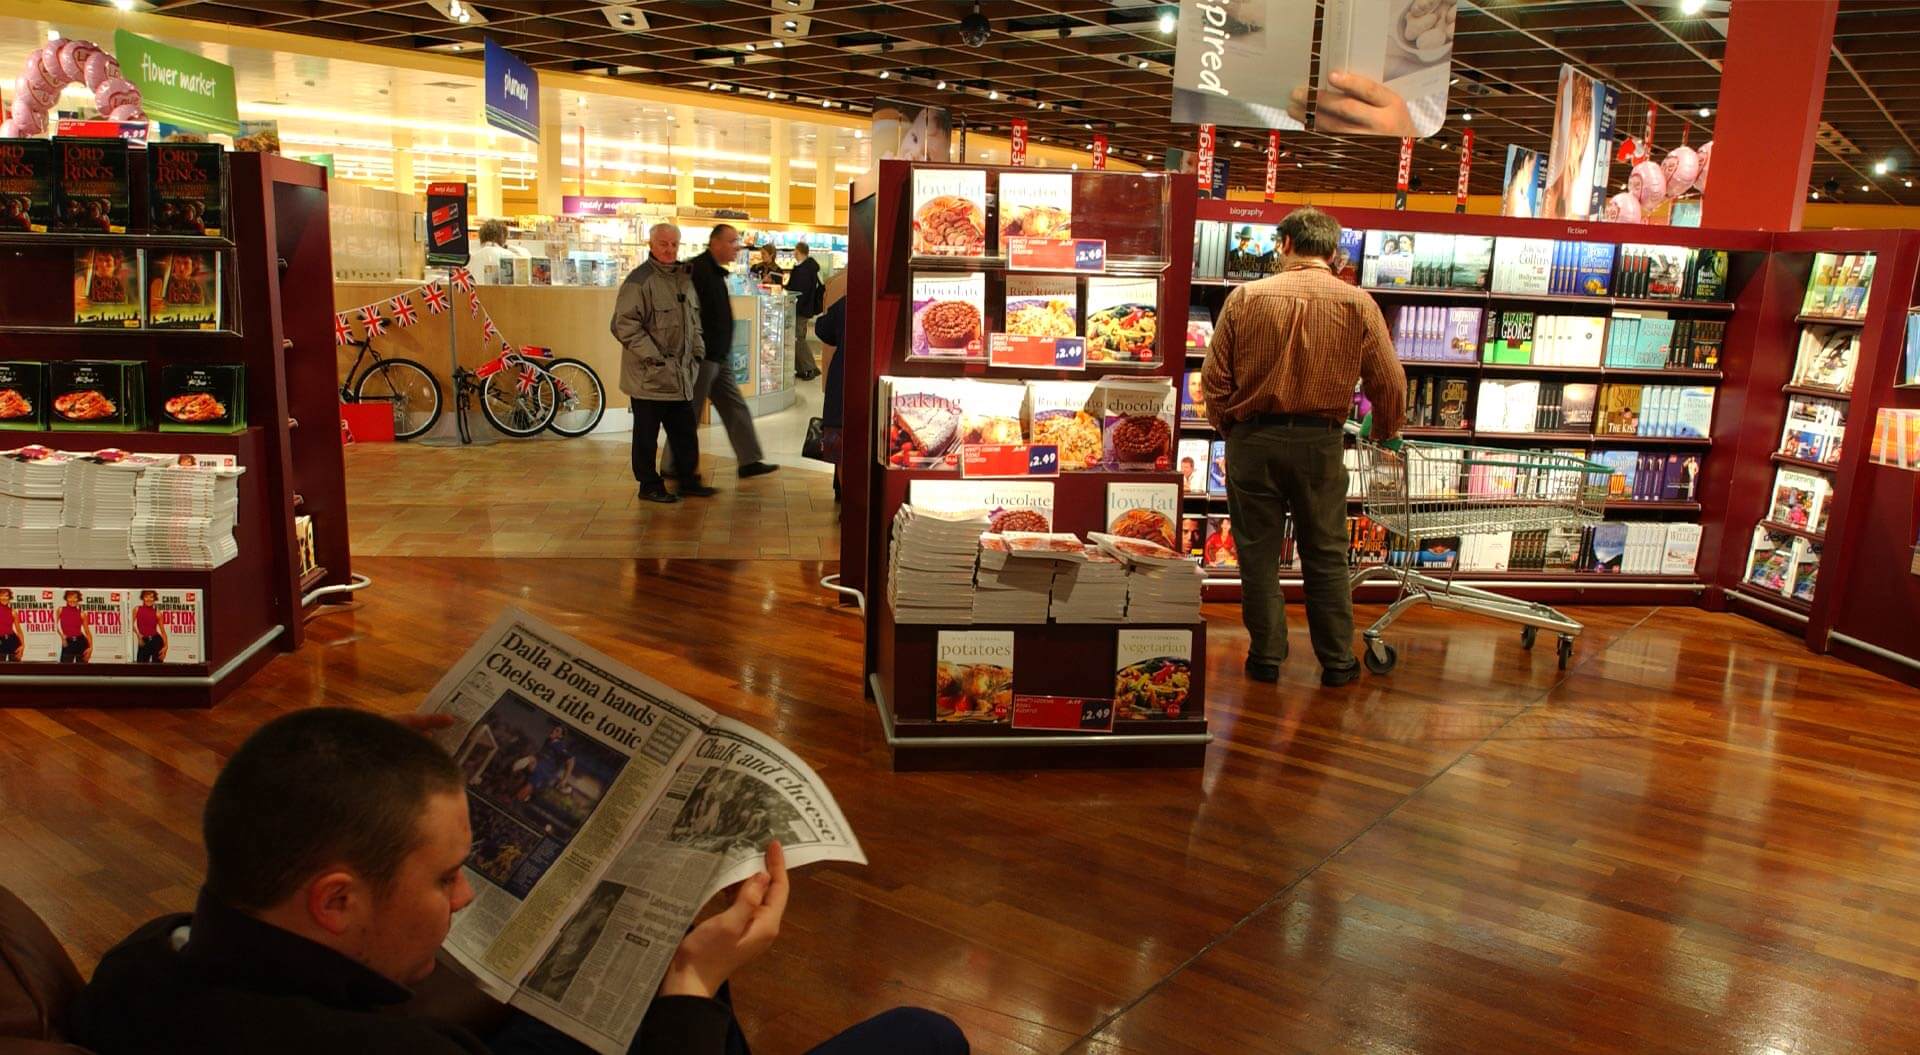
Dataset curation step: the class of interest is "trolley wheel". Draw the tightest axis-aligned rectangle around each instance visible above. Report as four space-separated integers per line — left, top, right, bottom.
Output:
1556 636 1574 670
1520 626 1539 650
1363 640 1398 675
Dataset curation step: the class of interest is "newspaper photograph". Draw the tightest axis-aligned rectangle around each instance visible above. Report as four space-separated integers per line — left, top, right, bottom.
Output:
416 608 865 1054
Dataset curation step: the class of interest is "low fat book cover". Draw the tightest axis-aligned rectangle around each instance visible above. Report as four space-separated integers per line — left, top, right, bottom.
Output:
1114 628 1194 720
1105 482 1180 550
146 142 225 236
147 250 222 330
52 136 129 233
0 137 55 231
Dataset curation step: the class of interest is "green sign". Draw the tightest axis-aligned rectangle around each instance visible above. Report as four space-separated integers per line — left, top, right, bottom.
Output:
113 29 239 136
300 153 336 177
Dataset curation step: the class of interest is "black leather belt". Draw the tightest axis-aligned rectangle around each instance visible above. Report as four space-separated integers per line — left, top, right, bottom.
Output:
1247 412 1343 430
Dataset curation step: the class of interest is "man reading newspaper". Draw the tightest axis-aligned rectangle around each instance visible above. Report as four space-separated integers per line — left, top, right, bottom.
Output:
70 609 967 1055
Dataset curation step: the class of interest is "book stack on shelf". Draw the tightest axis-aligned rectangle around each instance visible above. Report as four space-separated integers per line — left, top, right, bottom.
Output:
1049 545 1128 623
972 534 1062 623
888 505 987 624
0 447 67 569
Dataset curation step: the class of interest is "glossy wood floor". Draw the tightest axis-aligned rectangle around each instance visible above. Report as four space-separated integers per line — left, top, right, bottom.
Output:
7 559 1920 1054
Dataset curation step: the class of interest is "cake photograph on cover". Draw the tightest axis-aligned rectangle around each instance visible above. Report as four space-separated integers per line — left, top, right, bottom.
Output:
882 378 961 468
910 168 987 257
73 247 142 328
909 273 985 359
147 250 222 331
908 478 1056 534
1099 378 1174 470
1114 628 1194 720
1084 277 1159 366
934 630 1014 723
1003 275 1077 340
996 171 1072 253
1026 380 1103 471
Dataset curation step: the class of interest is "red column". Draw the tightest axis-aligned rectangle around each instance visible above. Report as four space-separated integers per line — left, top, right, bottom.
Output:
1701 0 1838 231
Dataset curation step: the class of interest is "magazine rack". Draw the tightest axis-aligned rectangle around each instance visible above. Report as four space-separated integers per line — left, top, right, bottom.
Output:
1 152 349 707
845 160 1208 770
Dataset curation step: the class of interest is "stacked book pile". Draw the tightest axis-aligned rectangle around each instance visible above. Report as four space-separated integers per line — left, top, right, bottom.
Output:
1048 545 1128 622
60 455 142 569
130 462 245 569
1091 533 1206 623
973 532 1075 623
0 447 68 568
888 504 985 623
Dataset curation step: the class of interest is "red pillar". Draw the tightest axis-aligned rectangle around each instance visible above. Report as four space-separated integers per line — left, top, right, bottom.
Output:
1701 0 1838 231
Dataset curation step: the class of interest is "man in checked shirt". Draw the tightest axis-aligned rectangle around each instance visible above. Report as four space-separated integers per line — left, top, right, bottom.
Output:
1201 207 1406 687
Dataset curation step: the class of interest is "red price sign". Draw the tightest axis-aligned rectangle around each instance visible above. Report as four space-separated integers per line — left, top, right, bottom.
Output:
1006 236 1075 271
1197 124 1216 191
1010 118 1028 166
989 333 1085 370
961 444 1060 478
1455 127 1474 213
1012 695 1116 732
1092 134 1108 169
1265 129 1280 202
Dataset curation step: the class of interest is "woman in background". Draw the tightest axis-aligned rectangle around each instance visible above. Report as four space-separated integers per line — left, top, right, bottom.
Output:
749 243 785 289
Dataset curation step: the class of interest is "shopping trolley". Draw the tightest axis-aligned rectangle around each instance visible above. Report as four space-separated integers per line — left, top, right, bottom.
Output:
1347 433 1612 674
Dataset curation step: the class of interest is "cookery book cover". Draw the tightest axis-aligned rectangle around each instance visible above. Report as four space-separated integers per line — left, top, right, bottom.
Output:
147 250 222 330
158 363 246 433
0 586 60 662
1768 467 1827 530
1746 526 1795 593
996 171 1072 253
49 360 143 431
1098 378 1175 470
0 361 43 430
0 137 55 231
1084 277 1159 367
908 272 985 359
882 377 962 468
910 168 987 257
1790 539 1821 602
126 587 203 664
1114 628 1194 720
1025 380 1103 471
52 136 129 233
1105 482 1180 550
73 247 143 328
957 379 1027 446
1003 274 1078 342
146 142 225 237
935 630 1014 723
908 478 1055 533
1176 438 1209 494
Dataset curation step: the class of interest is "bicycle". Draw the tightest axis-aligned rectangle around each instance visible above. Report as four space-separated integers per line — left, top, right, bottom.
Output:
340 335 605 441
339 334 442 441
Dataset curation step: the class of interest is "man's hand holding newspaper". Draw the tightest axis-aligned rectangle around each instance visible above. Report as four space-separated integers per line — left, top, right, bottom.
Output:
660 841 789 998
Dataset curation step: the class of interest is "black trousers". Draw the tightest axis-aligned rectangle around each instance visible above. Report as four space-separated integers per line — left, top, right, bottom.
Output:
0 633 19 660
59 635 88 663
1225 422 1357 671
136 634 165 663
630 397 700 491
487 988 968 1055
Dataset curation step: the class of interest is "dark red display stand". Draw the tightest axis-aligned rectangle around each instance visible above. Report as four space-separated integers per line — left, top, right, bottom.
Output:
846 160 1207 770
0 152 349 707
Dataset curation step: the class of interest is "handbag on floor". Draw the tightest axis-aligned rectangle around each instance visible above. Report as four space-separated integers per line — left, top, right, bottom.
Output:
802 416 843 464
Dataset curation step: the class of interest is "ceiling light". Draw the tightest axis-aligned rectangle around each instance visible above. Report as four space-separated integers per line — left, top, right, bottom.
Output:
1159 10 1176 33
1906 179 1914 188
745 42 757 51
1875 160 1890 174
768 89 778 99
936 80 947 90
1137 59 1150 69
774 40 785 48
1463 112 1472 121
452 43 463 51
878 70 890 79
708 82 719 91
821 98 830 108
1863 183 1871 191
618 10 635 26
854 129 863 139
1679 0 1707 13
1084 122 1094 130
112 0 135 10
988 89 999 100
1232 140 1243 148
784 19 797 30
1698 107 1712 117
1811 191 1820 200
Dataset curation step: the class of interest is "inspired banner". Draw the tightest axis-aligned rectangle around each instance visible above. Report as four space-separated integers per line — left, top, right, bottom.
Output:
1092 134 1108 169
1455 127 1474 212
1264 129 1279 201
1010 118 1028 166
1171 0 1312 130
1315 0 1455 139
1542 64 1620 220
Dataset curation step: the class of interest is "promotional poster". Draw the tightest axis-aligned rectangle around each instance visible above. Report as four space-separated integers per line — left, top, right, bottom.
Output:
1171 0 1312 130
1501 145 1546 218
1541 64 1619 220
1316 0 1455 138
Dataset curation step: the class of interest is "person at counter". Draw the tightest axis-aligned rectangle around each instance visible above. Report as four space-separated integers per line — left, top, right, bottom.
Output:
468 221 526 285
748 244 784 289
786 243 823 382
668 224 778 482
612 223 716 504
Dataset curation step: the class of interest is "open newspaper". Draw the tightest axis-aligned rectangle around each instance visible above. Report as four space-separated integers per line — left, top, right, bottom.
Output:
417 609 865 1054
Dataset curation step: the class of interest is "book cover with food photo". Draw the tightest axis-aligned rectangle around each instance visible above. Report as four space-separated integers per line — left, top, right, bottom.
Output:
957 379 1027 446
908 478 1056 534
1025 380 1104 472
158 364 246 433
997 171 1072 253
49 360 142 431
910 168 987 257
147 250 222 330
1003 275 1078 341
1114 628 1194 720
935 630 1014 723
0 361 44 430
882 377 962 468
72 247 143 328
1084 277 1160 366
909 272 986 359
1098 378 1175 470
1104 482 1180 550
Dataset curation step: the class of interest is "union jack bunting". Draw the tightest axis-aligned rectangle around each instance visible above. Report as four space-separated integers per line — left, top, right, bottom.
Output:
333 312 353 345
469 292 482 317
359 305 387 337
388 295 418 328
517 365 540 395
482 318 500 342
450 266 475 292
420 282 449 314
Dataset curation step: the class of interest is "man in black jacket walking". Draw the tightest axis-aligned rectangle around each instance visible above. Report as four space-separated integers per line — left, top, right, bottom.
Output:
785 242 823 380
669 224 778 480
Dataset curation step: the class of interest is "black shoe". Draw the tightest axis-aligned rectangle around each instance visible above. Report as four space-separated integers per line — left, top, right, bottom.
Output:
796 369 821 381
739 461 780 478
1244 659 1279 683
1320 663 1361 687
640 487 678 504
678 482 720 497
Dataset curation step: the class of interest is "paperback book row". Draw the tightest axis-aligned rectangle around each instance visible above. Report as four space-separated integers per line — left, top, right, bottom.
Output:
1744 528 1821 603
933 626 1197 725
0 361 245 432
1 446 243 570
0 585 205 664
1474 380 1714 438
1798 252 1876 321
880 376 1174 471
909 271 1159 367
0 137 225 236
1179 513 1702 577
1477 309 1725 370
1589 450 1705 502
55 247 224 330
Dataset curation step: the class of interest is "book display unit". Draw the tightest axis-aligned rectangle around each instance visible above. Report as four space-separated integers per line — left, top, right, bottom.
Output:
0 150 349 706
844 160 1207 770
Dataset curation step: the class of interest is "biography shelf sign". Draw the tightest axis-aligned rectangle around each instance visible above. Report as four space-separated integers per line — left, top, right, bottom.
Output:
113 29 239 136
483 38 541 142
426 182 471 267
960 443 1061 478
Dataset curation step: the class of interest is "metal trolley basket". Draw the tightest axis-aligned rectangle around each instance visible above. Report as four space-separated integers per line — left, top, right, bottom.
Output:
1348 435 1612 674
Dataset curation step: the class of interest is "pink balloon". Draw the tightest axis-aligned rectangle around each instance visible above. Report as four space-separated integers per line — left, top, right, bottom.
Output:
1605 192 1643 224
0 121 16 139
1695 141 1712 192
94 75 139 115
1629 160 1668 207
82 49 115 91
56 41 88 84
2 37 140 137
108 102 145 121
1661 145 1700 197
18 75 55 112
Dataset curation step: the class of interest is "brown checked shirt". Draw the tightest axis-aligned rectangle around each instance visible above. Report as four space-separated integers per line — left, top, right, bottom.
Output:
1200 260 1406 441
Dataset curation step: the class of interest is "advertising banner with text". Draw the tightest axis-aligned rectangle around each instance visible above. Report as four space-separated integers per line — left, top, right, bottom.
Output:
1171 0 1312 131
485 38 541 142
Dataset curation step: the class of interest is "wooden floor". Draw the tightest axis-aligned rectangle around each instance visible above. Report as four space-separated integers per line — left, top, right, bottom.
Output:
8 558 1920 1054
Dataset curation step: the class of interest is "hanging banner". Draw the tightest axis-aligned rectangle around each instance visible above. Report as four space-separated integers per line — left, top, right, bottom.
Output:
112 30 239 135
1264 129 1280 202
1542 63 1620 220
425 182 471 267
1455 127 1473 213
1196 124 1216 194
1315 0 1455 138
1637 100 1656 165
1394 136 1413 210
1010 118 1028 166
1092 134 1108 169
872 99 953 162
1210 158 1230 200
1500 144 1545 218
483 38 540 142
1171 0 1312 131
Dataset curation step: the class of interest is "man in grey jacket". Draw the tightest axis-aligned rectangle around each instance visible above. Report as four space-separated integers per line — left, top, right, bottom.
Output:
611 223 717 503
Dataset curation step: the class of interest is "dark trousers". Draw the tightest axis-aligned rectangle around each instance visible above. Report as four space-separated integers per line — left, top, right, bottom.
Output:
136 634 165 663
59 635 88 663
1225 423 1356 671
0 633 19 661
487 990 967 1055
630 397 700 491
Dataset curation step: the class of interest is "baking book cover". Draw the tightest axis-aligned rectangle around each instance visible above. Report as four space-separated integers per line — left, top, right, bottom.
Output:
1114 628 1194 720
53 136 129 233
935 630 1014 723
146 142 225 237
147 250 222 330
73 247 143 328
